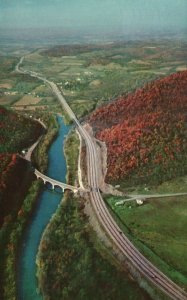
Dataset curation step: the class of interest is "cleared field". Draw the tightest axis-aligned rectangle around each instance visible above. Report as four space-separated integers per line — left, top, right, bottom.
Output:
0 95 20 105
71 99 93 103
32 85 52 97
63 90 76 96
68 101 95 118
106 195 187 287
14 95 41 106
11 104 60 113
176 66 187 71
128 59 152 65
21 40 187 121
131 70 166 75
0 96 11 105
0 83 12 89
89 79 102 87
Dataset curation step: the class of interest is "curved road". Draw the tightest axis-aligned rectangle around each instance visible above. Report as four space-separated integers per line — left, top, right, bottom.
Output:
16 57 187 300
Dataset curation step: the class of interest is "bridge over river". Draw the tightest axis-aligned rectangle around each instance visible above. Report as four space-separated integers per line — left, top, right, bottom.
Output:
34 169 79 193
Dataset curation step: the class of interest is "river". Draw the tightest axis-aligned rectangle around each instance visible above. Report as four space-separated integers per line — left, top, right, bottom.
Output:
17 116 70 300
17 115 150 300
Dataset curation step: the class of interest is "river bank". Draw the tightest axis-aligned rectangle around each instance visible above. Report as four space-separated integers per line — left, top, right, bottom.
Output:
0 112 44 300
37 129 151 300
1 113 63 300
17 115 70 300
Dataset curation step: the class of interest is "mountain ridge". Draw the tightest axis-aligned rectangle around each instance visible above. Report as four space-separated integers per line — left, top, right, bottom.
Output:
89 71 187 185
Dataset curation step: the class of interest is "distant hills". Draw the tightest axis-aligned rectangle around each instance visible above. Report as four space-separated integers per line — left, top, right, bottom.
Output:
0 27 187 47
89 71 187 185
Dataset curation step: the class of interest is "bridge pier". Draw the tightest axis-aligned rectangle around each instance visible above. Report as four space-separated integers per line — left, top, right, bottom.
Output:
34 169 80 194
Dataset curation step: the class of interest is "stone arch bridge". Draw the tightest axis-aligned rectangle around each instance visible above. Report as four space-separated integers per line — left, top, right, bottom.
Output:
34 169 79 193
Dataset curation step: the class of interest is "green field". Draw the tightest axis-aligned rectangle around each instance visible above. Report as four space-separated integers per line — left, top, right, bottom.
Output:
105 195 187 289
0 55 60 111
19 40 187 118
1 40 187 119
120 175 187 195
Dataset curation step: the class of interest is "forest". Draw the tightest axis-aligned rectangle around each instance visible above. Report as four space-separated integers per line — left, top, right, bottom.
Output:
0 106 42 153
0 105 43 222
89 71 187 185
37 193 149 300
0 106 43 298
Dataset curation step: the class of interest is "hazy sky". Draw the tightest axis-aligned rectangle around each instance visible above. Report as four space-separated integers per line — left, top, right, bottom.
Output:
0 0 187 34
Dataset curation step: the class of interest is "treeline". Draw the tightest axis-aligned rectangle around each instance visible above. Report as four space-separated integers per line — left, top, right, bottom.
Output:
41 42 127 57
0 106 43 153
89 71 187 185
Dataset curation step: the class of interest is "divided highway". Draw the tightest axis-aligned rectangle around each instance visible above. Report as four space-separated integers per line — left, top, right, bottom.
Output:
17 58 187 300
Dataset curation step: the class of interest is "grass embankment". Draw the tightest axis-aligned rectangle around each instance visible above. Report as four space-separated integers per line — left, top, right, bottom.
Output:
105 195 187 290
37 130 150 300
0 112 59 300
64 130 79 185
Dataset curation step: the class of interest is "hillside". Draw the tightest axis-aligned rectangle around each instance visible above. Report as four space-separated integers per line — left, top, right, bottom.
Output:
0 106 43 225
89 71 187 185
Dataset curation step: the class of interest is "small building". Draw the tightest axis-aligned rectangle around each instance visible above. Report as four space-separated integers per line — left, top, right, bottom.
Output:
136 199 144 205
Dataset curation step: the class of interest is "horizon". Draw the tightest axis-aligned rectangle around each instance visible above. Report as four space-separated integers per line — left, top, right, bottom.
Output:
0 0 187 44
0 26 186 48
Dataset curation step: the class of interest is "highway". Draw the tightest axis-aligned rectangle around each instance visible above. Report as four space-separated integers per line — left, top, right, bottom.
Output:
16 57 187 300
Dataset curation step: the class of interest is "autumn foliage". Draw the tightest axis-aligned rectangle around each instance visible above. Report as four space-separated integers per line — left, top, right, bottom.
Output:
0 106 42 224
89 71 187 184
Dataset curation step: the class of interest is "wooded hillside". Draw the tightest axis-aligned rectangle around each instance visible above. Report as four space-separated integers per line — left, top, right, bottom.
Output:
89 71 187 185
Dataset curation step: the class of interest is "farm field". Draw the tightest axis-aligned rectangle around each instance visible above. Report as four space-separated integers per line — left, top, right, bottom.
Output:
19 40 187 118
124 175 187 195
0 55 60 112
14 95 41 106
1 40 187 119
105 195 187 289
0 40 187 298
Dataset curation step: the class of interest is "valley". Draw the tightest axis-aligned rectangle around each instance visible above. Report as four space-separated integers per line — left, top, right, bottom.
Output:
0 39 187 300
